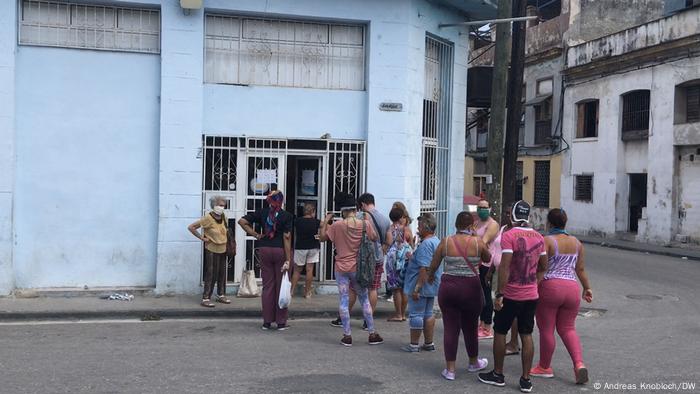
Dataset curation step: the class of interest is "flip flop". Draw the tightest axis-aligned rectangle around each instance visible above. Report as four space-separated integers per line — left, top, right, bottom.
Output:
387 317 403 322
506 347 520 355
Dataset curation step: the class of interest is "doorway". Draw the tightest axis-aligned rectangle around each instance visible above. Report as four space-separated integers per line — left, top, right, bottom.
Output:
628 173 647 233
201 136 365 285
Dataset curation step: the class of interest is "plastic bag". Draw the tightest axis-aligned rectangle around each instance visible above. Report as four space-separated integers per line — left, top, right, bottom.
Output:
237 270 261 298
278 272 292 309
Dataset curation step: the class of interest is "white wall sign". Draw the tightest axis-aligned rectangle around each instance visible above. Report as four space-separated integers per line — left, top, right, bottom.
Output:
379 102 403 112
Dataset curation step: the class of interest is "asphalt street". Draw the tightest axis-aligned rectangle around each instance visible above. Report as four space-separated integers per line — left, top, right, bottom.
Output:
1 245 699 394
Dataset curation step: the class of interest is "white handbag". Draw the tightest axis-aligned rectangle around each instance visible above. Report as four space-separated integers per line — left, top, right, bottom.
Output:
237 270 261 298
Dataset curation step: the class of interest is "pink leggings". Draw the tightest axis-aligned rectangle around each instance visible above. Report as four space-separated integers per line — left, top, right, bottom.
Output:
536 279 584 369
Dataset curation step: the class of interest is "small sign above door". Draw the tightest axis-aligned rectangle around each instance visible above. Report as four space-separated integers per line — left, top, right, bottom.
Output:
379 102 403 112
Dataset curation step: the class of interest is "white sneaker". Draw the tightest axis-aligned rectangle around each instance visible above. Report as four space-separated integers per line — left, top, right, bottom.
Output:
468 358 489 372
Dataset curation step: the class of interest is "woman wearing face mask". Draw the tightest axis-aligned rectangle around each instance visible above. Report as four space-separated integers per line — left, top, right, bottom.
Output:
188 196 231 308
474 199 499 339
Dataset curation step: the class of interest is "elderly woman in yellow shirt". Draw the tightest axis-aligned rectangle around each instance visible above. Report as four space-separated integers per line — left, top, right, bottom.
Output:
188 196 231 307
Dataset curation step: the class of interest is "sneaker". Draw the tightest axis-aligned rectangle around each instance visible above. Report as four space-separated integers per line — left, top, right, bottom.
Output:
574 364 589 385
330 317 342 327
530 365 554 378
386 296 394 303
468 358 489 372
261 323 272 331
362 320 369 331
368 333 384 345
441 369 455 381
479 326 494 340
478 370 506 387
519 376 533 393
276 323 289 331
340 335 352 347
401 344 420 353
421 343 436 352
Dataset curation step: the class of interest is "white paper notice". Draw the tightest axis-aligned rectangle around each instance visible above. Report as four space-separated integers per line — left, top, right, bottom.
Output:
302 170 315 186
257 169 277 184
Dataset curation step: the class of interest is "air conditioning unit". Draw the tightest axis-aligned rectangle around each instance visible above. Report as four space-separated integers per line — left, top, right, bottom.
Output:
180 0 202 10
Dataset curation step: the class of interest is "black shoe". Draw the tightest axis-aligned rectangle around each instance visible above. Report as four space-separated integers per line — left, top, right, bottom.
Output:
276 323 289 331
519 376 533 393
261 323 273 331
362 320 369 331
330 318 342 327
478 370 506 387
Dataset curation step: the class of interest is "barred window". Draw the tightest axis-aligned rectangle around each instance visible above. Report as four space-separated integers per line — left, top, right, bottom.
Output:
205 15 365 90
687 85 700 123
575 175 593 202
534 161 550 208
19 0 160 53
621 90 650 140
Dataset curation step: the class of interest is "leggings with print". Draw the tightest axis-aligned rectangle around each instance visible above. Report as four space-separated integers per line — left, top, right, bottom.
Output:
336 271 375 335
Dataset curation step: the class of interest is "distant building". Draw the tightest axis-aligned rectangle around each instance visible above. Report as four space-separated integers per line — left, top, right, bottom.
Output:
561 3 700 243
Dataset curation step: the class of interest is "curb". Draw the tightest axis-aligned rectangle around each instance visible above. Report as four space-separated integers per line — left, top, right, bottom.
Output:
578 239 700 261
0 308 395 322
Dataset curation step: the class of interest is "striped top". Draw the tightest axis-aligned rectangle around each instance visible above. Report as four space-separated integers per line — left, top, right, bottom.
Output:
544 236 579 282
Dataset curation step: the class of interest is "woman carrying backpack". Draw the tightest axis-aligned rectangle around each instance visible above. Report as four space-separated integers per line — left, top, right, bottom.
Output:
319 193 384 347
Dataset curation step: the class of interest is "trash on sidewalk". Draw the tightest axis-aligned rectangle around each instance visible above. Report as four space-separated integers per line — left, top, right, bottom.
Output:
100 293 134 301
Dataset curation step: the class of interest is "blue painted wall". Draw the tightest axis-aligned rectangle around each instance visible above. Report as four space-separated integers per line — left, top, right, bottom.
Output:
2 0 472 293
13 47 160 288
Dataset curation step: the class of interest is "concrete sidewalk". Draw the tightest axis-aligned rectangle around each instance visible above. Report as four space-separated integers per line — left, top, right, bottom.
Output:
0 293 395 321
576 234 700 261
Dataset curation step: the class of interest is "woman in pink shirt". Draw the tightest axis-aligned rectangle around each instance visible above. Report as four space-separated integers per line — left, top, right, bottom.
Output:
319 193 384 347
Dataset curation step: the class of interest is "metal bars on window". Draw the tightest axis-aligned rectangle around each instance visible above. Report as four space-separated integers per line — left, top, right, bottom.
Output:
575 175 593 202
534 161 550 208
421 36 453 238
687 85 700 123
621 90 650 139
19 0 160 53
205 15 365 90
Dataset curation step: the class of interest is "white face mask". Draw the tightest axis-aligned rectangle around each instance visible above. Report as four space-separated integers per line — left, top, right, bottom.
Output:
213 206 224 215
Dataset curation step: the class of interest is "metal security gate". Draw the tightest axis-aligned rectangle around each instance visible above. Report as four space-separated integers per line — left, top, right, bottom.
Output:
421 35 453 238
323 141 366 281
202 136 365 284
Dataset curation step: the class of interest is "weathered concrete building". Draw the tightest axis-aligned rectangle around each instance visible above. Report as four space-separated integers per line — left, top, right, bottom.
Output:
561 3 700 243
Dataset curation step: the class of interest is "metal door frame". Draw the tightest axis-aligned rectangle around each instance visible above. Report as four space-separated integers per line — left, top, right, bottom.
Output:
201 136 365 285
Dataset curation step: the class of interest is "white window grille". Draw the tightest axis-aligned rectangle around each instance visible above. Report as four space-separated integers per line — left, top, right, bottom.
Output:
19 0 160 54
421 36 453 238
205 15 365 90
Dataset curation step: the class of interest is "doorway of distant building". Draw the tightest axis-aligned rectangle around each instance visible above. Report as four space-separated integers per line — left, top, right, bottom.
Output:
628 173 647 232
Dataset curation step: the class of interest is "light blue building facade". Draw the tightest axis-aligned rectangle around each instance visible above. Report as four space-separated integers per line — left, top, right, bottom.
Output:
0 0 495 295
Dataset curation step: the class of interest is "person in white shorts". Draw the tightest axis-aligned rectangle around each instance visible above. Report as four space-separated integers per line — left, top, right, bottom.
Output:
291 203 321 298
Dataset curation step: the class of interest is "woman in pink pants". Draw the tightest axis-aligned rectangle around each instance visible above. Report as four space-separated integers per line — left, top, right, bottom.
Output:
530 208 593 385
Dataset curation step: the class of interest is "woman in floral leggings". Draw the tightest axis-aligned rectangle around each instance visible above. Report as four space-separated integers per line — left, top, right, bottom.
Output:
319 193 384 347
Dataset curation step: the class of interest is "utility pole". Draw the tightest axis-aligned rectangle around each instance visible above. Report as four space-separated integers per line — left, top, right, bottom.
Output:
502 0 527 217
484 0 512 218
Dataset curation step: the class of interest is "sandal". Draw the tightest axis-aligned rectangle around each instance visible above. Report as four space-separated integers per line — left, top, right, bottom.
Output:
201 299 215 308
505 347 520 356
216 295 231 304
387 317 403 322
